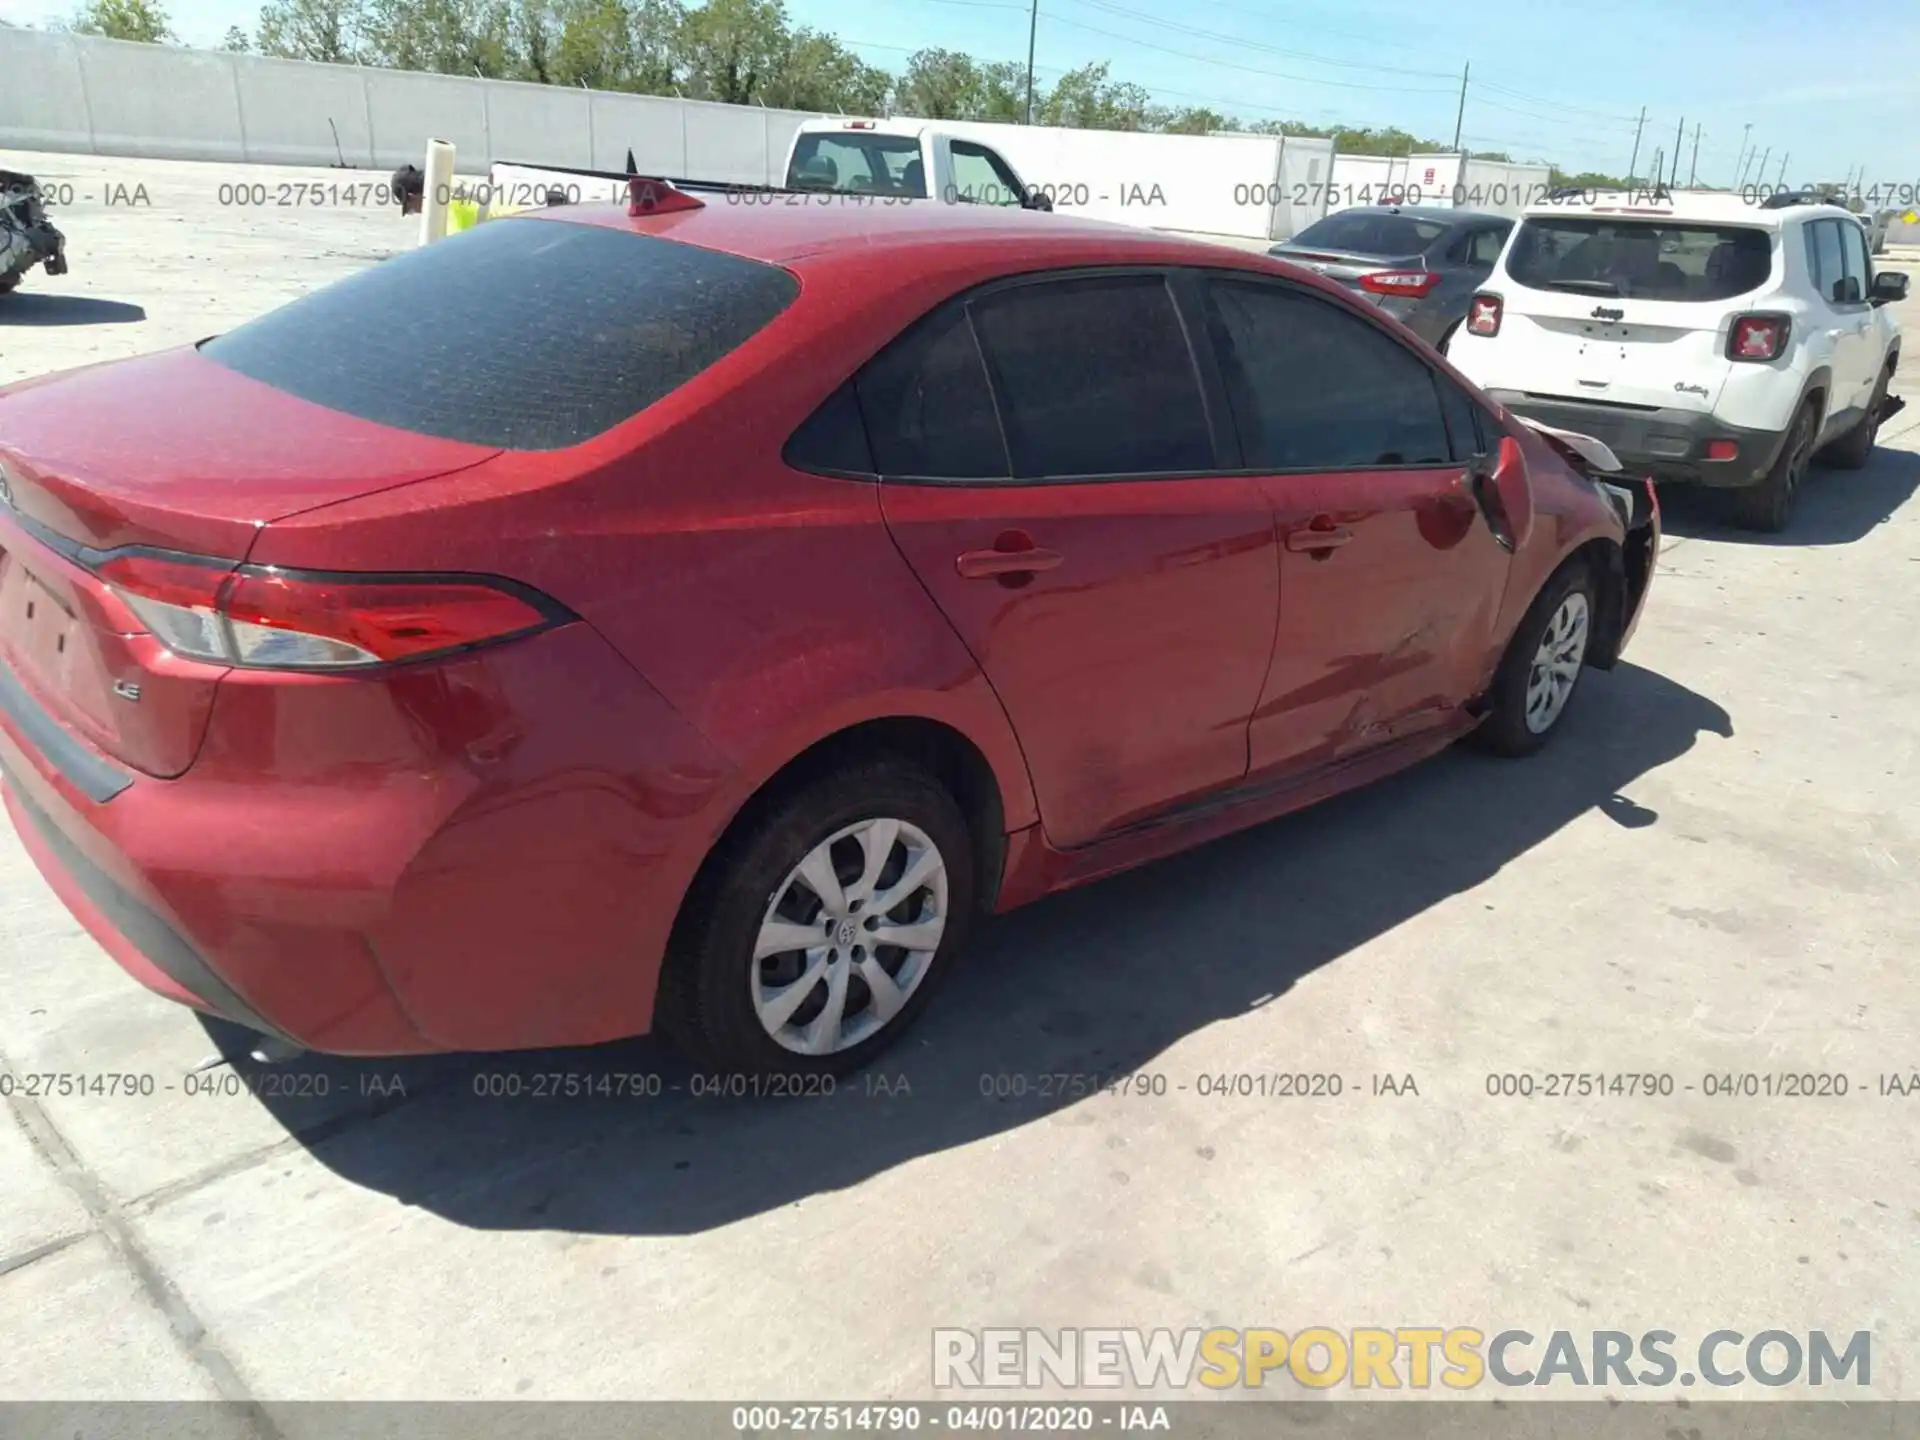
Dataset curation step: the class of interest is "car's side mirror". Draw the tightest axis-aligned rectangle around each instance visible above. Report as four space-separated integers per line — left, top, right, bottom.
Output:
1022 189 1053 212
1871 271 1910 305
1474 436 1536 554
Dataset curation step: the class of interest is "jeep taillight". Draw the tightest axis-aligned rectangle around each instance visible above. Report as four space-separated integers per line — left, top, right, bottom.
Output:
95 551 572 671
1467 293 1503 337
1728 314 1790 362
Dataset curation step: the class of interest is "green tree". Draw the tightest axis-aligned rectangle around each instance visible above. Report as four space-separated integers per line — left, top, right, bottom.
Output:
509 0 556 82
896 47 978 120
763 28 890 113
71 0 172 41
975 61 1029 122
1038 61 1153 131
222 21 252 47
255 0 363 62
675 0 786 104
361 0 514 75
1158 106 1230 136
545 0 678 93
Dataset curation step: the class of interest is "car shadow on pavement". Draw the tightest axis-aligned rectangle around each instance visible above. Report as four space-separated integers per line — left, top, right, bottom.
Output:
206 659 1732 1236
0 293 147 327
1657 444 1919 547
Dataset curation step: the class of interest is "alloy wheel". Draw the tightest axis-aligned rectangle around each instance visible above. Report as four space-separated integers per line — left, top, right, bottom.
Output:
1524 591 1590 734
750 818 948 1056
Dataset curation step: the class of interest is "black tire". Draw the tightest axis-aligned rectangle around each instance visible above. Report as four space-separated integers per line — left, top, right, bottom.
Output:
1823 365 1891 471
0 272 20 295
657 757 976 1077
1731 400 1818 532
1469 559 1599 758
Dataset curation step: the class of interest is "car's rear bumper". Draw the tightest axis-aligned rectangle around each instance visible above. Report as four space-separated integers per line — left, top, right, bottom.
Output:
0 624 735 1056
1487 391 1787 488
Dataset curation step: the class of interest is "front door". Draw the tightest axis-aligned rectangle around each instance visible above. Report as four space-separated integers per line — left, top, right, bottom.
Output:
1199 275 1515 774
866 272 1280 848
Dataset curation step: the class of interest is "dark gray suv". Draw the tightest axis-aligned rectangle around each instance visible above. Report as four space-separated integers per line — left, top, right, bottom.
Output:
1269 205 1513 352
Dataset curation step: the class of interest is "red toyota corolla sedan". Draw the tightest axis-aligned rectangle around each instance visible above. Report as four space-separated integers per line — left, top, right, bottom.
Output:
0 187 1657 1075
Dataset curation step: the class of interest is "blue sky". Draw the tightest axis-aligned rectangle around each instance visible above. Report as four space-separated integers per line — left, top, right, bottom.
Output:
5 0 1915 183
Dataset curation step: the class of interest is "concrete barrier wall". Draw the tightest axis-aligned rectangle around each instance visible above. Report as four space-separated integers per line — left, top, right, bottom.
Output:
235 54 377 166
0 27 94 153
0 31 821 179
363 68 489 169
0 32 1434 240
77 36 246 161
477 78 593 172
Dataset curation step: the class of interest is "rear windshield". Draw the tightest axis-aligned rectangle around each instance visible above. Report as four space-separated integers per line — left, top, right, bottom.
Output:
200 219 799 451
1506 218 1773 302
787 133 927 197
1288 211 1448 256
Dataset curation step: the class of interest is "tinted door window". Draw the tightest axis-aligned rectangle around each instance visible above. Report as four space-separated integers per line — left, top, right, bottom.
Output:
1436 376 1488 463
856 304 1009 479
1838 219 1871 304
1207 280 1451 469
1808 220 1847 305
948 143 1025 206
969 276 1214 479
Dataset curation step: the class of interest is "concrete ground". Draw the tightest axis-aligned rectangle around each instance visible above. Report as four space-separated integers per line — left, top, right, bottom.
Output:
4 151 1920 1405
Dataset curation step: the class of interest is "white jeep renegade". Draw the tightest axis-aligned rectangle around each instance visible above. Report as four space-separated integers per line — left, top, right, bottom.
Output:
1448 189 1908 531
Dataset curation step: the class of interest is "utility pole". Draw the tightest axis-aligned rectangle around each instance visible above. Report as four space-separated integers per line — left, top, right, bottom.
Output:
1650 148 1663 192
1776 152 1789 189
1752 146 1770 192
1689 123 1702 187
1451 61 1469 152
1024 0 1039 125
1670 116 1685 188
1626 105 1647 184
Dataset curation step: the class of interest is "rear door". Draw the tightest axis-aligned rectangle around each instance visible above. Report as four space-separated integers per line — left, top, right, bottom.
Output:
1487 214 1777 414
1199 275 1515 774
872 272 1279 849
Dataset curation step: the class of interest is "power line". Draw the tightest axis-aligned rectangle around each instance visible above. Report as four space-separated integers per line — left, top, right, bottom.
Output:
1472 79 1641 126
1040 11 1458 93
1058 0 1458 79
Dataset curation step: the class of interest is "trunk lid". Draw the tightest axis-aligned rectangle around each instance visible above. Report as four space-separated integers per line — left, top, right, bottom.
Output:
0 347 500 778
1270 245 1424 292
0 347 501 555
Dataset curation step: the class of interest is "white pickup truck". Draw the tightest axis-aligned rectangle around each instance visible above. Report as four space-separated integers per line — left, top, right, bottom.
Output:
461 119 1051 226
781 118 1052 209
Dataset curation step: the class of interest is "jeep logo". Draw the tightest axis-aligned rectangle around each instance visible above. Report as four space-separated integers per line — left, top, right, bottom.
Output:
1590 306 1625 321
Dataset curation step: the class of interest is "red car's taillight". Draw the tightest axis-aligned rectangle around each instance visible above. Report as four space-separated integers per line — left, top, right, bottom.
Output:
1466 293 1503 336
95 551 570 671
1359 269 1442 299
1728 314 1790 362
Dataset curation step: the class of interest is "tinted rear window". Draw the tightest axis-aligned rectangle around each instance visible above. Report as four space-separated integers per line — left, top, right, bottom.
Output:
1289 211 1449 257
1506 218 1772 301
200 219 799 451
